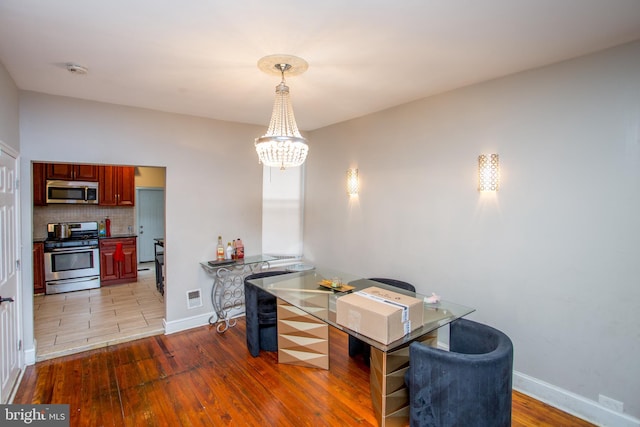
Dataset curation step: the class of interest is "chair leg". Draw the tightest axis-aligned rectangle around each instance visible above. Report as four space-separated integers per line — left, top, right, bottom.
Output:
259 324 278 352
348 335 364 357
348 335 371 366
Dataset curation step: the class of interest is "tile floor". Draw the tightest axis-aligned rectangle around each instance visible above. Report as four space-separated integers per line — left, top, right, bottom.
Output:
33 262 165 361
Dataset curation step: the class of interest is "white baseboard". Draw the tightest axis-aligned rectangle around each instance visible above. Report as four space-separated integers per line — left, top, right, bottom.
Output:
163 308 246 335
24 345 36 366
163 313 212 334
513 371 640 427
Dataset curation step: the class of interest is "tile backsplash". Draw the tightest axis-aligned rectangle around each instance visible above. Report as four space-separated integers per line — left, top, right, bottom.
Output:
33 205 135 239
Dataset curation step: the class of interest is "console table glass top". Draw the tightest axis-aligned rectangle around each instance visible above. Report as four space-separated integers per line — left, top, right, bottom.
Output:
199 255 278 273
247 266 475 352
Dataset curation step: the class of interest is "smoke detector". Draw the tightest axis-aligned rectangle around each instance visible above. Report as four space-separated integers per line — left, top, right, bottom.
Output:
65 63 88 75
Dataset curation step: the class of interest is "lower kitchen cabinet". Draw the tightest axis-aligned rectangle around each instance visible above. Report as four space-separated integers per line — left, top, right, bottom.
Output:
33 242 45 295
100 237 138 285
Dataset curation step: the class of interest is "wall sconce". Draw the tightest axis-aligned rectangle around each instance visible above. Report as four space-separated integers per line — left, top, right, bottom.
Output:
478 154 499 191
347 168 359 196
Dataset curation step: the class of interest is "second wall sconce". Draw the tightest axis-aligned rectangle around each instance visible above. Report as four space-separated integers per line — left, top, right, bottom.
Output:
347 168 359 196
478 154 499 191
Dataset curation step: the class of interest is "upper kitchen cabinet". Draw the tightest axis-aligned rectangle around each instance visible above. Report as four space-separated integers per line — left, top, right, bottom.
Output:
33 162 47 206
47 163 99 181
99 165 135 206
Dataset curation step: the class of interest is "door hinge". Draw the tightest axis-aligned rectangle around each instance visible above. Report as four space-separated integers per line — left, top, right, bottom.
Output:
16 259 20 271
18 340 22 351
15 178 19 190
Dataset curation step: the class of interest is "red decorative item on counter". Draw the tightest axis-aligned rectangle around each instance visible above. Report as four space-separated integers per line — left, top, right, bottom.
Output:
236 238 244 259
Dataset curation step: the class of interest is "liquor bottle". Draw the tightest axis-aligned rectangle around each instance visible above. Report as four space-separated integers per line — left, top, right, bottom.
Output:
216 236 225 261
99 220 106 237
236 238 244 259
105 217 111 237
226 242 233 260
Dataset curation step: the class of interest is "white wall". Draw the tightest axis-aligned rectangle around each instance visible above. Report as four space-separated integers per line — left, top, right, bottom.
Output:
0 61 19 150
18 92 266 349
305 41 640 424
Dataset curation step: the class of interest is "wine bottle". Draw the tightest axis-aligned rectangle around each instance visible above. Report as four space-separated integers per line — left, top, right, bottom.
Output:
216 236 225 261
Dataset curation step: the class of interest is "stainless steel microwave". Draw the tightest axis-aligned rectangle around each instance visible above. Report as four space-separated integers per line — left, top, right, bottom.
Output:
46 180 99 204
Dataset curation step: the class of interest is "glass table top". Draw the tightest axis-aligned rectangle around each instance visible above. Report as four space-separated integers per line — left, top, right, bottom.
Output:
247 266 475 352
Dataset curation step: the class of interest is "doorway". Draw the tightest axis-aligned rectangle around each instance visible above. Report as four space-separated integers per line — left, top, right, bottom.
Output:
31 163 167 361
136 188 165 262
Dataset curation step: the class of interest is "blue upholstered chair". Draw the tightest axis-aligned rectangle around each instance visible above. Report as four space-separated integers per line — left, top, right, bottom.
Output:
244 270 291 357
405 318 514 427
348 277 416 366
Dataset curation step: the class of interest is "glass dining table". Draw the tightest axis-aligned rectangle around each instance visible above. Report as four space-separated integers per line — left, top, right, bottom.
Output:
247 266 475 427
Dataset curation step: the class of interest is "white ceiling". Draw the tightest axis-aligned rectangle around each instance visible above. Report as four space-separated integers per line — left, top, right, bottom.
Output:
1 0 640 131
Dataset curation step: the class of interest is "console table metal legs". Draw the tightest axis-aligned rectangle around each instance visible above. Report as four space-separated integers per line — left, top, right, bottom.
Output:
201 260 272 333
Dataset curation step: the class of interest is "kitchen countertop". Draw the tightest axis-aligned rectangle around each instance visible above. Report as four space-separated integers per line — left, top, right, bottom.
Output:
34 234 138 243
99 234 138 239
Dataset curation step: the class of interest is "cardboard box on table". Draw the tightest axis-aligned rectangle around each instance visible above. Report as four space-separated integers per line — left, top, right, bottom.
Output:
335 286 424 344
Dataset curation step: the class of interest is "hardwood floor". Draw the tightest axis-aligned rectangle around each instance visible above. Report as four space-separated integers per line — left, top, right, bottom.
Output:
14 318 595 427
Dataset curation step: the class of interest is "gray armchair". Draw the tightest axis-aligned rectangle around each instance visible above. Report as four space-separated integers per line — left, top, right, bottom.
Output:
405 318 513 427
244 270 291 357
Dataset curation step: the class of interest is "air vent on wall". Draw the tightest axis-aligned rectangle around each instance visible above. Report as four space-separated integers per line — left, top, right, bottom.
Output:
186 289 202 309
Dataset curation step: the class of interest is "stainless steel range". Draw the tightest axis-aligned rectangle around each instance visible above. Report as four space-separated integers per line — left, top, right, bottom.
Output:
44 221 100 294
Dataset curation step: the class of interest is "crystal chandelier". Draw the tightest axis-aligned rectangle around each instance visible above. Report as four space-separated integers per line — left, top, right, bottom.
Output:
255 55 309 170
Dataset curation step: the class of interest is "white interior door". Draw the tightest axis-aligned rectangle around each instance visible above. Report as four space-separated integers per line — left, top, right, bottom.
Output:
0 144 21 403
136 188 165 262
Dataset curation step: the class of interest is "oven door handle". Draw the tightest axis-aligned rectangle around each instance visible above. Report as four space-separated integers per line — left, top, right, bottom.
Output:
46 246 99 253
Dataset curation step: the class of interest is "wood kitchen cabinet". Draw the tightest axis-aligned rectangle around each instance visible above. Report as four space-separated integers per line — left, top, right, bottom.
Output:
33 162 47 206
47 163 99 181
99 237 138 285
33 242 45 295
99 166 135 206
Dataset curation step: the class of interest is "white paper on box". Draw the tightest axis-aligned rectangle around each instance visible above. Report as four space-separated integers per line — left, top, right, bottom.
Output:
403 320 411 335
356 290 410 323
